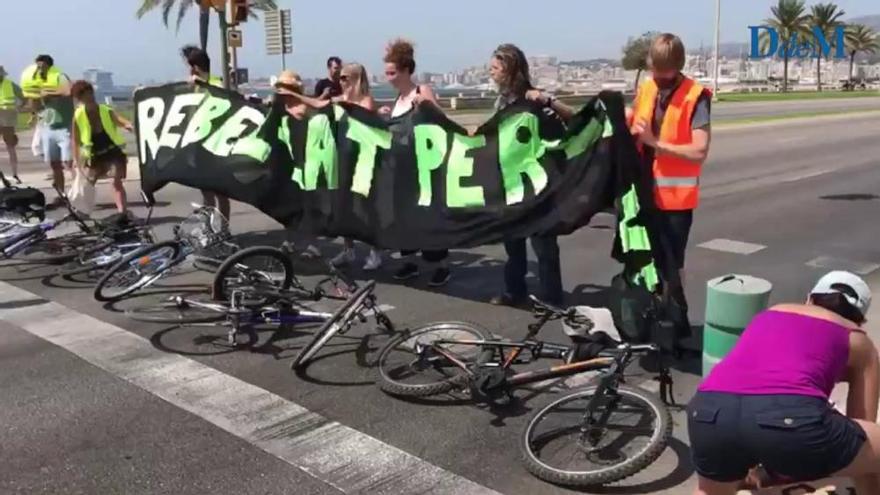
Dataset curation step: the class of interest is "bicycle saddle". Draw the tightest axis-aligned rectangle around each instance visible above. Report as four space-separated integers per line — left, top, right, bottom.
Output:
562 306 622 343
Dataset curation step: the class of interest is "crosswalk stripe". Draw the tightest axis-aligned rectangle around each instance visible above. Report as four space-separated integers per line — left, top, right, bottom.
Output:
0 281 502 495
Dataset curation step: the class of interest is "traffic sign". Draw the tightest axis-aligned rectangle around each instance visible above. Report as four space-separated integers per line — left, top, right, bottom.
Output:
228 29 242 48
264 9 292 56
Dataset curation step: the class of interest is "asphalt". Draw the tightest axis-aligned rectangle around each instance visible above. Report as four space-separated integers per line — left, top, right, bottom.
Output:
1 111 879 494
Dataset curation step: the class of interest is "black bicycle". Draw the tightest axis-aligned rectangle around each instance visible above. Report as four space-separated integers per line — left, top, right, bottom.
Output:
375 297 674 486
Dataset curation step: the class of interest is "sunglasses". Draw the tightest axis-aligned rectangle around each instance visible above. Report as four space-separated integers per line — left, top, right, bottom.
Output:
340 75 350 82
384 71 397 77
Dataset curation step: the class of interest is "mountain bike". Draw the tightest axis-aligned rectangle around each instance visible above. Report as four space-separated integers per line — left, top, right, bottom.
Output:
375 297 675 486
94 204 240 302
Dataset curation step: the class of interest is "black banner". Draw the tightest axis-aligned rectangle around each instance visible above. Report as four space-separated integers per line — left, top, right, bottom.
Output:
135 83 640 253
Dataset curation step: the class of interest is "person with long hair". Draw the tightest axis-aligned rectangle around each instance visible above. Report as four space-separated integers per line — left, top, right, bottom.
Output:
380 38 450 287
326 63 383 271
688 271 880 495
488 43 573 307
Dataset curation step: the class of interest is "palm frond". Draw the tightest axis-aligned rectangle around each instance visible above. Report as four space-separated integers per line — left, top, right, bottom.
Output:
135 0 163 19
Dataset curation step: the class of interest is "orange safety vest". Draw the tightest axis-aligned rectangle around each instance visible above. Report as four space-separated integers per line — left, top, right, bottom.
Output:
631 76 708 211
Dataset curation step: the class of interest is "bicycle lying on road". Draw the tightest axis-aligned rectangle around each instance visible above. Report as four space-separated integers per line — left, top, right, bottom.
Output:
126 277 391 363
94 204 239 302
0 189 153 266
375 297 675 487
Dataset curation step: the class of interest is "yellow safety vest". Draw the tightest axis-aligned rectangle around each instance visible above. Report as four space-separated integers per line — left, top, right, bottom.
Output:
74 104 125 159
0 79 15 110
20 64 63 99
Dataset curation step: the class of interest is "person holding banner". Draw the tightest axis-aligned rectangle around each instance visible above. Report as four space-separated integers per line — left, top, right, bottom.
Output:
380 38 451 287
628 33 712 323
278 64 385 269
488 44 571 307
326 63 384 271
181 45 230 222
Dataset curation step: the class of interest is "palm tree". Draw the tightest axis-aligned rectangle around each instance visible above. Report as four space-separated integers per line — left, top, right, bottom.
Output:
808 3 845 91
762 0 810 92
845 24 880 84
136 0 278 52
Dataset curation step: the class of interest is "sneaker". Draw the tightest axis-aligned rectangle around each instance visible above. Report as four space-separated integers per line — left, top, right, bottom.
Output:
428 267 451 287
330 248 356 267
363 249 382 271
393 262 420 280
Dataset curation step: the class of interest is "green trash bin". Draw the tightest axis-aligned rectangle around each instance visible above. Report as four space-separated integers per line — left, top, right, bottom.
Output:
702 274 773 376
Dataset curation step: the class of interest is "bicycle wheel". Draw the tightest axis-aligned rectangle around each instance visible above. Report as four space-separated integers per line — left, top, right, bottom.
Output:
211 246 294 301
16 232 103 264
521 385 672 487
290 280 376 370
94 241 181 302
58 240 133 277
376 321 494 398
125 294 227 324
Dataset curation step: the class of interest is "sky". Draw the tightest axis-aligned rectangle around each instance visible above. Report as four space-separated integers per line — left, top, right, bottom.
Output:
2 0 877 85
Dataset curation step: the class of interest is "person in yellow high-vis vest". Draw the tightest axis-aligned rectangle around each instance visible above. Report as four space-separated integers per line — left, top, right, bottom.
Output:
180 45 230 222
0 66 25 183
70 80 133 213
628 34 712 301
22 54 74 206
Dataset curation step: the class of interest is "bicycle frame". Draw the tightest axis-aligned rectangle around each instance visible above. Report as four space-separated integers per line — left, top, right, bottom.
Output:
170 292 334 345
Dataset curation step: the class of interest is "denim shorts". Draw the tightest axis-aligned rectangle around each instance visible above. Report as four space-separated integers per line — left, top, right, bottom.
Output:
687 391 866 482
41 126 72 163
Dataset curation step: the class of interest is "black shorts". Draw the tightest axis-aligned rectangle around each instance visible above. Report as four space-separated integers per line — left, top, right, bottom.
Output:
687 391 866 483
655 209 693 269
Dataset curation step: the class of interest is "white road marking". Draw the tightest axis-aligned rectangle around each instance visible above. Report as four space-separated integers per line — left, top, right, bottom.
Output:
697 238 767 255
778 167 836 183
805 256 880 276
0 281 501 495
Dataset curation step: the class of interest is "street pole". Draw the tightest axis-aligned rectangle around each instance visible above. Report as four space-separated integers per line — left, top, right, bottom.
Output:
218 7 231 90
713 0 721 100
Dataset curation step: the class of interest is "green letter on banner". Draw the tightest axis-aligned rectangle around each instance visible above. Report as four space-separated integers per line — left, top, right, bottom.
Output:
414 124 448 206
180 95 232 148
347 118 391 198
203 107 269 160
304 114 338 190
498 113 548 205
446 133 486 208
278 116 304 189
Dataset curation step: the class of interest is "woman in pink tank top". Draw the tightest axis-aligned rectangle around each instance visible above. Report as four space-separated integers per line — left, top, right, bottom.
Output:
688 271 879 495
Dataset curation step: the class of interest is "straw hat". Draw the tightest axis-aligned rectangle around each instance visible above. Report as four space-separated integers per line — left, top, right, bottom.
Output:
273 70 303 93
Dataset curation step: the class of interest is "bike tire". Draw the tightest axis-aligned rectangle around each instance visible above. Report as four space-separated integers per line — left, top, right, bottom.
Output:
125 295 227 324
520 385 672 487
211 246 294 301
94 241 181 302
17 232 104 264
376 321 494 398
291 280 376 370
